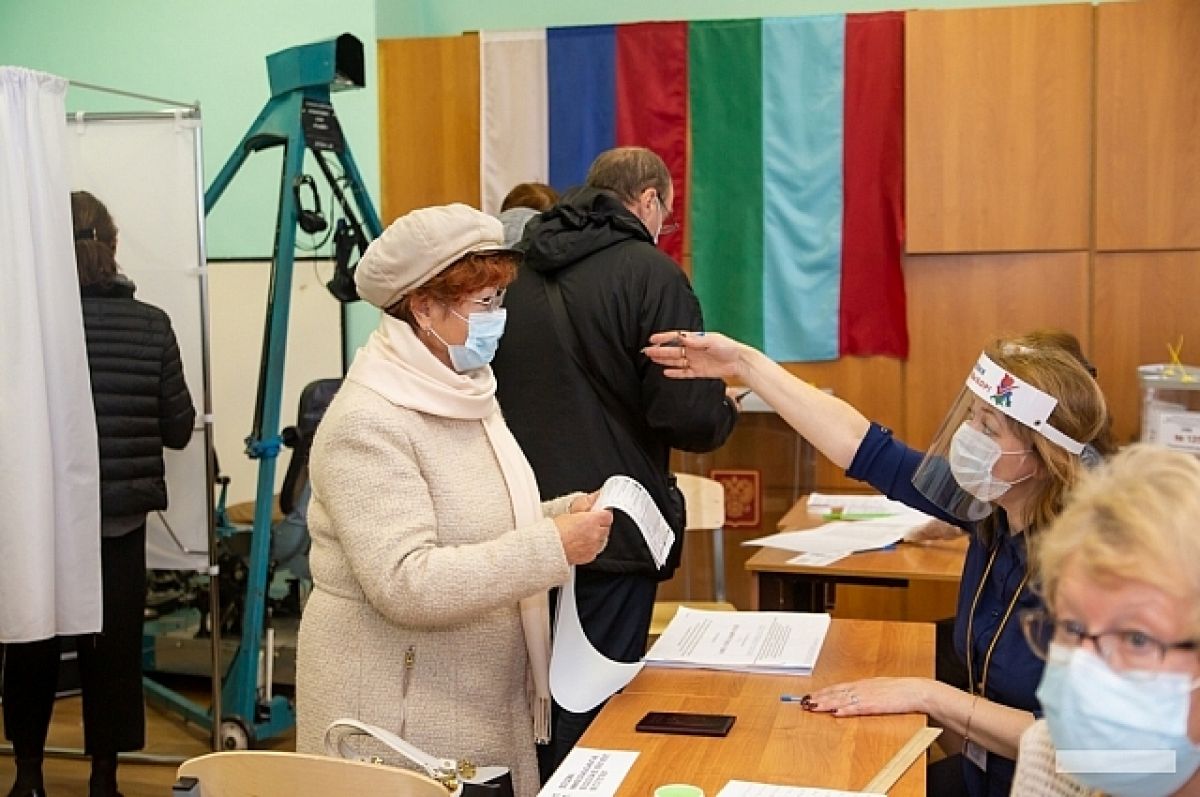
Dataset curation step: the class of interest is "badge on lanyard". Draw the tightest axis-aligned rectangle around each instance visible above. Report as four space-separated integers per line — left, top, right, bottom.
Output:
965 739 988 771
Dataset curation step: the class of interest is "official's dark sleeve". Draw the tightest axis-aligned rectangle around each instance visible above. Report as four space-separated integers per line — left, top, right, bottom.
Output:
157 317 195 450
635 255 737 453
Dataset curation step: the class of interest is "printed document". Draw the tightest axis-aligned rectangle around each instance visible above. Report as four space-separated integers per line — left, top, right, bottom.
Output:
538 748 639 797
645 607 830 675
744 514 930 555
596 475 675 568
804 493 919 517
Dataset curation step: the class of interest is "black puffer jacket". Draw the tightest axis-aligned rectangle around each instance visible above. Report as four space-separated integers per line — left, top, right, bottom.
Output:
493 188 737 579
81 279 195 518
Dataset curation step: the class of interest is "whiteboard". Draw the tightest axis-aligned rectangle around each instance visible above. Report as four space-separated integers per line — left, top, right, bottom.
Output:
65 112 210 570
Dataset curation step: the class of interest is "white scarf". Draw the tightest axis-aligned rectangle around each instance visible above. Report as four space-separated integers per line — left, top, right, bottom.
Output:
345 315 553 743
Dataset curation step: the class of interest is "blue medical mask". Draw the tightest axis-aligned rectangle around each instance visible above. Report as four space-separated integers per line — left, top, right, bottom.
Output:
428 307 507 372
1037 644 1200 797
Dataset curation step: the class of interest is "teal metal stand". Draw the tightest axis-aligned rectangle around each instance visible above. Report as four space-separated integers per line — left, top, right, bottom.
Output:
147 33 381 749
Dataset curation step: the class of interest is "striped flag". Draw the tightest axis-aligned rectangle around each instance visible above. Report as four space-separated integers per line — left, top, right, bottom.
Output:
390 13 906 361
691 13 906 360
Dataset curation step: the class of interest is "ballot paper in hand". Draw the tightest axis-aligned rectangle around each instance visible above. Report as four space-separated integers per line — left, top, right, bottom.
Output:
595 475 675 568
645 606 830 675
550 567 644 712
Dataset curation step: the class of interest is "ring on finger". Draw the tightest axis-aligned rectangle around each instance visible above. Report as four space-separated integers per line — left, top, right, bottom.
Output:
849 693 859 705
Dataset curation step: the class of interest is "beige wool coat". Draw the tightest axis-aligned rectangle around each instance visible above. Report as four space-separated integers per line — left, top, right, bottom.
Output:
296 379 573 797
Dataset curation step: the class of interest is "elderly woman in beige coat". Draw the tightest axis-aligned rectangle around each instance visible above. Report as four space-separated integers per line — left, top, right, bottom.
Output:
296 204 612 797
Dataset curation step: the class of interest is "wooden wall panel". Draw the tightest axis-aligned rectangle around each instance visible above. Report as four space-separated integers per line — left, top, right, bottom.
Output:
905 6 1092 253
1096 0 1200 250
785 357 906 492
378 35 480 223
903 253 1090 449
1092 252 1200 446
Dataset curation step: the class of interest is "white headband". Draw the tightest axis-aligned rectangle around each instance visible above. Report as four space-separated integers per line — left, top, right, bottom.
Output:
964 353 1086 455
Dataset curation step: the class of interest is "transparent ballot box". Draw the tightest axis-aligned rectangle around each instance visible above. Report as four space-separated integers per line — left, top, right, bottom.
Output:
1139 363 1200 456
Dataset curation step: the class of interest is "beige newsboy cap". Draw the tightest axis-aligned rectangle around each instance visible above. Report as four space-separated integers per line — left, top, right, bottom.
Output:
355 203 519 309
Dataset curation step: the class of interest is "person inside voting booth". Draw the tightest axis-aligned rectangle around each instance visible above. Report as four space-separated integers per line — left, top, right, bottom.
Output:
643 332 1106 797
294 203 611 797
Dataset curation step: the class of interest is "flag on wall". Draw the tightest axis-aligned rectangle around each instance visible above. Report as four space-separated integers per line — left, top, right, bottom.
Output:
384 13 906 361
690 14 907 361
480 23 689 265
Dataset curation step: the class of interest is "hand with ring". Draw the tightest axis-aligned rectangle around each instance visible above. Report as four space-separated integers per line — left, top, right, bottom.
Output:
803 677 932 717
643 330 745 380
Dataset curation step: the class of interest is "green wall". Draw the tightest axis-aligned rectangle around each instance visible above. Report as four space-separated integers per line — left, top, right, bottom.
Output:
376 0 1102 38
0 0 379 261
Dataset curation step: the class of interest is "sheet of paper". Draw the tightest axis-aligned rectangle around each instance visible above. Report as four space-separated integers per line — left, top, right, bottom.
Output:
596 475 675 569
805 493 919 517
550 567 645 712
744 514 930 555
645 607 830 674
538 747 640 797
787 551 850 567
716 780 884 797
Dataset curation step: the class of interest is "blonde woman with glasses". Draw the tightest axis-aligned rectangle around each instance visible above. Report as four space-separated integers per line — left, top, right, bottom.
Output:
1016 444 1200 797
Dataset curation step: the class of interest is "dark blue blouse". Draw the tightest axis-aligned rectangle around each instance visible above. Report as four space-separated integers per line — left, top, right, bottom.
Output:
846 423 1045 797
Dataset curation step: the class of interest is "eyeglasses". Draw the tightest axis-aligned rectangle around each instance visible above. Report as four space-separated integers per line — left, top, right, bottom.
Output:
1020 607 1199 672
657 195 679 237
467 288 506 312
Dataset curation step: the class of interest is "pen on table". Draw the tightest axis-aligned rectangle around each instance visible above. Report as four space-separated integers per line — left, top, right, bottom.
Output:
780 693 812 704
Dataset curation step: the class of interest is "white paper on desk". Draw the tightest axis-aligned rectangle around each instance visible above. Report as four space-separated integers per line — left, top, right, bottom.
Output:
787 551 850 567
645 606 830 674
550 567 645 712
805 493 920 517
538 747 639 797
596 475 675 569
744 514 930 555
717 780 885 797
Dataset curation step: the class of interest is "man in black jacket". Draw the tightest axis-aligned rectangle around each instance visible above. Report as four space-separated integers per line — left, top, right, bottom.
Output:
493 147 738 773
3 192 195 797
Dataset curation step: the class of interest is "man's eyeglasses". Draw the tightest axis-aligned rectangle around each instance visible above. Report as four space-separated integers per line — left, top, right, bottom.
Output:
1020 607 1199 672
657 195 680 237
467 288 506 312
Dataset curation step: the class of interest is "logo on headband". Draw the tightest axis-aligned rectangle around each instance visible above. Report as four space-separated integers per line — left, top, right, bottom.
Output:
991 374 1016 408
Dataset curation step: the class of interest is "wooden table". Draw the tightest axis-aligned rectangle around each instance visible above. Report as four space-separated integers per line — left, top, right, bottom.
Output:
747 497 968 617
577 619 934 796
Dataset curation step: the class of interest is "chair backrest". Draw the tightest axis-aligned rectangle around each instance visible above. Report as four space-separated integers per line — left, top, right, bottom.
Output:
176 751 448 797
674 473 725 531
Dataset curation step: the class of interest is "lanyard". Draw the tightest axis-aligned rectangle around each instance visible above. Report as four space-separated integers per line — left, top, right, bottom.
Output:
965 540 1031 697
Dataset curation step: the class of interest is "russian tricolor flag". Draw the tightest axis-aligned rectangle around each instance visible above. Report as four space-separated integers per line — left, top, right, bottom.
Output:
477 14 905 361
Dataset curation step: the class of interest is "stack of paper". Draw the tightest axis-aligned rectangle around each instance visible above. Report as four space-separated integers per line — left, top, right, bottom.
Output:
645 607 830 675
744 493 938 565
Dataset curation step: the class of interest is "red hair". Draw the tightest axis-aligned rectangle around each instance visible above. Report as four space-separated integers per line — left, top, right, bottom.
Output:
389 252 518 324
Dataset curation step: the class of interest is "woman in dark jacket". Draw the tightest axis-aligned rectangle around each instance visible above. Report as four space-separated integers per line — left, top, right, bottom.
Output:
3 191 195 797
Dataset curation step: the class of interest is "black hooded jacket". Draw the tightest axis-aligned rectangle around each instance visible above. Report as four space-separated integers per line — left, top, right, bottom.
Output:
493 188 737 579
81 279 196 518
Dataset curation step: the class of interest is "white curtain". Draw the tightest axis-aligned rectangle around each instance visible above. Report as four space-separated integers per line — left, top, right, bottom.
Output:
0 67 102 642
65 114 208 571
480 30 549 215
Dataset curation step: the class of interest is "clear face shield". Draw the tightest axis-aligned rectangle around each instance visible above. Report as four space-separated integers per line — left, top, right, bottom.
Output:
912 352 1087 522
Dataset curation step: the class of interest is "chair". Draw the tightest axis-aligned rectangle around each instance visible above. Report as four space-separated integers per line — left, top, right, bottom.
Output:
649 473 737 641
174 751 448 797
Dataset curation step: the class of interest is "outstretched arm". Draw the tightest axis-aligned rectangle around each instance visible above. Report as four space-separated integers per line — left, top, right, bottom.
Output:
645 331 870 468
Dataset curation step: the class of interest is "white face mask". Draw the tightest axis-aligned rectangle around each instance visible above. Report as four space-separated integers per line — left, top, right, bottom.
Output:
1038 644 1200 797
948 422 1031 501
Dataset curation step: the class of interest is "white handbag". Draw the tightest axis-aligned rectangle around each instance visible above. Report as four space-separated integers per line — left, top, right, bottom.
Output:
323 718 515 797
